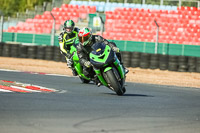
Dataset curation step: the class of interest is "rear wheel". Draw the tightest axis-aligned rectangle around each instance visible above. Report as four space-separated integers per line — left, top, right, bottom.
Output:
105 70 124 96
79 77 90 83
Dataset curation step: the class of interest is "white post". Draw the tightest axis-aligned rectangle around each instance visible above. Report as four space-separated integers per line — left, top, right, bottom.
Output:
154 20 159 54
0 16 3 42
179 0 182 8
160 0 164 6
50 12 55 46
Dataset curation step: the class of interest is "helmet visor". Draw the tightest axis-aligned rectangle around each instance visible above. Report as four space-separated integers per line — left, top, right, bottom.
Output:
64 27 73 33
79 34 91 43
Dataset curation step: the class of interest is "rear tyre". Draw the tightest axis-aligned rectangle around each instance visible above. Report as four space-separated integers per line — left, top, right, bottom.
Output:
79 77 90 84
106 70 124 96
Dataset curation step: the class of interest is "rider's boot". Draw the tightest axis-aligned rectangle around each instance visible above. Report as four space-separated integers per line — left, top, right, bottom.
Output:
124 67 129 74
97 81 101 87
94 75 101 87
71 68 78 76
121 63 129 74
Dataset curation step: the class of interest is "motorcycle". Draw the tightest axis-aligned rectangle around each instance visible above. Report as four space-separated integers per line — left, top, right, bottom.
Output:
89 42 126 96
66 38 91 83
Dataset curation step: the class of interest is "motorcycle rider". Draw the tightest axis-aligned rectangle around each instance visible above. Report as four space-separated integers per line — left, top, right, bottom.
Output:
76 27 129 85
58 20 79 76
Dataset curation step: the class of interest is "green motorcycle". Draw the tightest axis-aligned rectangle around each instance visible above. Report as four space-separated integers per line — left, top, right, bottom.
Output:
90 42 126 96
66 38 91 83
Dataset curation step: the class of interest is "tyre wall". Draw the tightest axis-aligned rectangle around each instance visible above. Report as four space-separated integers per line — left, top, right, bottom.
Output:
0 42 200 73
0 42 66 63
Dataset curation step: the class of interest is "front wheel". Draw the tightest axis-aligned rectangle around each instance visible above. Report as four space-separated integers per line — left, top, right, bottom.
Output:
105 70 124 96
79 77 90 84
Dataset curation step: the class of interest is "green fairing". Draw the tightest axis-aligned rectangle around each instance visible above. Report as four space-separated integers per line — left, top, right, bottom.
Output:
90 45 111 63
104 67 112 72
89 45 112 86
93 68 108 86
70 44 90 80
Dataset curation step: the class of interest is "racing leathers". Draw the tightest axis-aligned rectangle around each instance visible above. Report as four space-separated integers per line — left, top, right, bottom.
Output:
76 35 127 79
58 27 79 75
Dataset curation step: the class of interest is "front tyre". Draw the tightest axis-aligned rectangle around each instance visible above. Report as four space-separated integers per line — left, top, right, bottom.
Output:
79 77 90 84
106 70 124 96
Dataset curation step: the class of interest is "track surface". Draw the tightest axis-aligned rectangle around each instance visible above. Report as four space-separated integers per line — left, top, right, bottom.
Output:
0 70 200 133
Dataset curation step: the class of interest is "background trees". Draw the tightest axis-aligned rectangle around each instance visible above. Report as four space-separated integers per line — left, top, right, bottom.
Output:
0 0 198 17
0 0 52 17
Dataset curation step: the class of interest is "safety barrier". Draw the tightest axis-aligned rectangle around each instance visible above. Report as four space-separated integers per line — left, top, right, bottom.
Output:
0 43 200 73
0 43 65 62
2 32 59 47
121 51 200 73
2 32 200 57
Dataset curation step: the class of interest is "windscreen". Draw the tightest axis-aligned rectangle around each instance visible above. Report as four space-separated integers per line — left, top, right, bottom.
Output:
91 43 106 55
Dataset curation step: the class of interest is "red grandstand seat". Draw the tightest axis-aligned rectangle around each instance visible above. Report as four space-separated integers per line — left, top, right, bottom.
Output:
35 27 43 34
68 4 79 9
52 7 60 12
62 16 70 21
177 6 185 10
7 27 17 32
61 4 68 9
43 28 51 34
71 12 79 17
103 32 112 39
78 13 86 19
70 17 78 23
181 6 197 11
55 24 60 30
51 11 59 17
43 11 51 15
106 14 115 20
26 18 33 23
61 12 67 17
58 8 65 12
34 14 42 19
89 6 96 13
40 15 47 20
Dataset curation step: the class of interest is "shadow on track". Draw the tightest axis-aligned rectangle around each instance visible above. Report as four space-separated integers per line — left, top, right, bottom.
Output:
103 93 154 97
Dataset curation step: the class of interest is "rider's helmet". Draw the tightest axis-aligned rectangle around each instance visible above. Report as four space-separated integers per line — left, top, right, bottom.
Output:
63 20 75 34
78 27 92 46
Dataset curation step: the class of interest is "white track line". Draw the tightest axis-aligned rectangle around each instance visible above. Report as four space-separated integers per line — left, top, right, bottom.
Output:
32 85 57 92
10 86 41 92
0 88 13 92
0 69 21 72
0 69 72 77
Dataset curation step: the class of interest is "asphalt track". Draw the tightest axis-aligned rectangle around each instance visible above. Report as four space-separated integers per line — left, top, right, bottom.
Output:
0 70 200 133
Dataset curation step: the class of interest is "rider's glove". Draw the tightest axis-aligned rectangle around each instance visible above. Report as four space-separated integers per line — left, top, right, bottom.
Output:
58 36 62 42
66 59 73 68
84 61 92 68
112 47 120 53
58 32 64 42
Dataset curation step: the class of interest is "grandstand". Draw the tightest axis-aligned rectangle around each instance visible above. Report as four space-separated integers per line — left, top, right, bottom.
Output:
3 0 200 45
5 4 96 34
104 6 200 45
